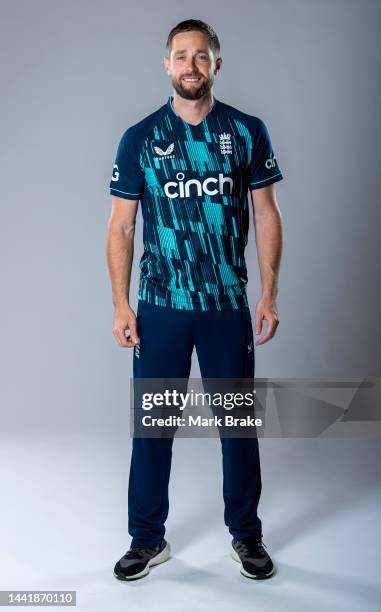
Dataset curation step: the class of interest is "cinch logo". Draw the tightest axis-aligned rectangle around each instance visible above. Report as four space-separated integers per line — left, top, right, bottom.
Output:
265 154 277 169
164 172 233 199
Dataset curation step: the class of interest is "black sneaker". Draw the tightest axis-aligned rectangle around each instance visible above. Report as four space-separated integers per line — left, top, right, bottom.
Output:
114 539 171 581
231 534 274 579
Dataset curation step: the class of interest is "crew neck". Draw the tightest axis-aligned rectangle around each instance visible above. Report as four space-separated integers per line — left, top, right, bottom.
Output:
167 94 217 128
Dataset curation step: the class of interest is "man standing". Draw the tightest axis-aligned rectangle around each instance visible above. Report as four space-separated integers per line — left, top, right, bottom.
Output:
107 19 283 581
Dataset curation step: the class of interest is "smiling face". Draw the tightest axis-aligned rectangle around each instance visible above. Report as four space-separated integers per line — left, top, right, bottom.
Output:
164 30 222 100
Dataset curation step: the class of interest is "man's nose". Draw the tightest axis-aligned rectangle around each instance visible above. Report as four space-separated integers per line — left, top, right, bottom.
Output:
184 55 197 72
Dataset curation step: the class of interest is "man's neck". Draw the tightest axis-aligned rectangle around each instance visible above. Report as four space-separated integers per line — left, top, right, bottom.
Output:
171 91 214 126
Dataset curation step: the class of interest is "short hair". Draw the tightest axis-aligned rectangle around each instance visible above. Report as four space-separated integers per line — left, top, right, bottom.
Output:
165 19 221 59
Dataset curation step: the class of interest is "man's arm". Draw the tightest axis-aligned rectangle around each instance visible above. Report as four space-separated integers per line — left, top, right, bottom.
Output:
250 183 283 346
106 195 140 348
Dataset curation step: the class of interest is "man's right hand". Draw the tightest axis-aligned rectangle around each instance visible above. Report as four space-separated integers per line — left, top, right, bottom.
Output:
112 304 140 348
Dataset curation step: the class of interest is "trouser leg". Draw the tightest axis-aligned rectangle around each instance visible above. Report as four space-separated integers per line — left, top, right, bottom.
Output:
128 301 193 548
193 306 263 539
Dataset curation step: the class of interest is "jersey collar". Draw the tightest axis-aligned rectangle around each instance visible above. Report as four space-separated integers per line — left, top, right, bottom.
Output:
167 94 217 127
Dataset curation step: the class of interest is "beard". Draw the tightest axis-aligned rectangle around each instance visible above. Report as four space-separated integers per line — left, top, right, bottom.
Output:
171 73 213 100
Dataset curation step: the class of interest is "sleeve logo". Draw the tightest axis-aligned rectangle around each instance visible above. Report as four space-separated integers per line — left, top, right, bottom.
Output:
111 164 120 181
265 154 277 169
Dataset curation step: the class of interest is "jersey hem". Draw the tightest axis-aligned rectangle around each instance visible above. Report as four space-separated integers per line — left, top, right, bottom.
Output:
137 277 249 311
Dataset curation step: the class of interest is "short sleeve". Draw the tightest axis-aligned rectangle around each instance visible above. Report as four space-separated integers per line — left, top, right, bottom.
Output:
109 128 145 200
249 118 284 190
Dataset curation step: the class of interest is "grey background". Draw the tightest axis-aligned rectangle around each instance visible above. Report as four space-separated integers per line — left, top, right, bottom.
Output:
1 0 380 430
0 1 380 610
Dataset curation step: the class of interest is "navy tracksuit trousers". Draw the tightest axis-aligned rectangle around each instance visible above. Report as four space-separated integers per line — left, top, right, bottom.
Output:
128 299 262 548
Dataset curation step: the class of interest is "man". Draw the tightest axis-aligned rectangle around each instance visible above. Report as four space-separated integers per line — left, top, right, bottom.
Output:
107 19 283 581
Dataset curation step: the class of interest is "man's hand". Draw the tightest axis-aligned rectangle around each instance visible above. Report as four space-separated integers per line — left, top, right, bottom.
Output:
254 295 279 346
112 303 140 348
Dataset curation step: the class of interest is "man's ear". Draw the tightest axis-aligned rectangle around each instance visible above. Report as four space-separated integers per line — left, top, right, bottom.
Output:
163 56 170 75
214 57 222 75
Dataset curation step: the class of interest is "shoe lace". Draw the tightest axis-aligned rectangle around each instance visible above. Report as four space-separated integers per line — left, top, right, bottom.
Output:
126 546 156 559
240 536 268 556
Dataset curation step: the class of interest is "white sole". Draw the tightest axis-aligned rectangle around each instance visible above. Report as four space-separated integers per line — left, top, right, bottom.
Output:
115 541 171 581
231 548 274 579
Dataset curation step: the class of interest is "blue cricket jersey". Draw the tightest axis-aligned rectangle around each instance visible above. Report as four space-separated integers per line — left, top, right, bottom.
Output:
109 95 284 311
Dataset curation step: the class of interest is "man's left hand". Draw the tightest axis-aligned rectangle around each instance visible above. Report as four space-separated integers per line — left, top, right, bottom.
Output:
254 295 280 346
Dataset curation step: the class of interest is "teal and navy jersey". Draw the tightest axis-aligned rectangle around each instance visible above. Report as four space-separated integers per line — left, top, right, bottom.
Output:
109 95 283 311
